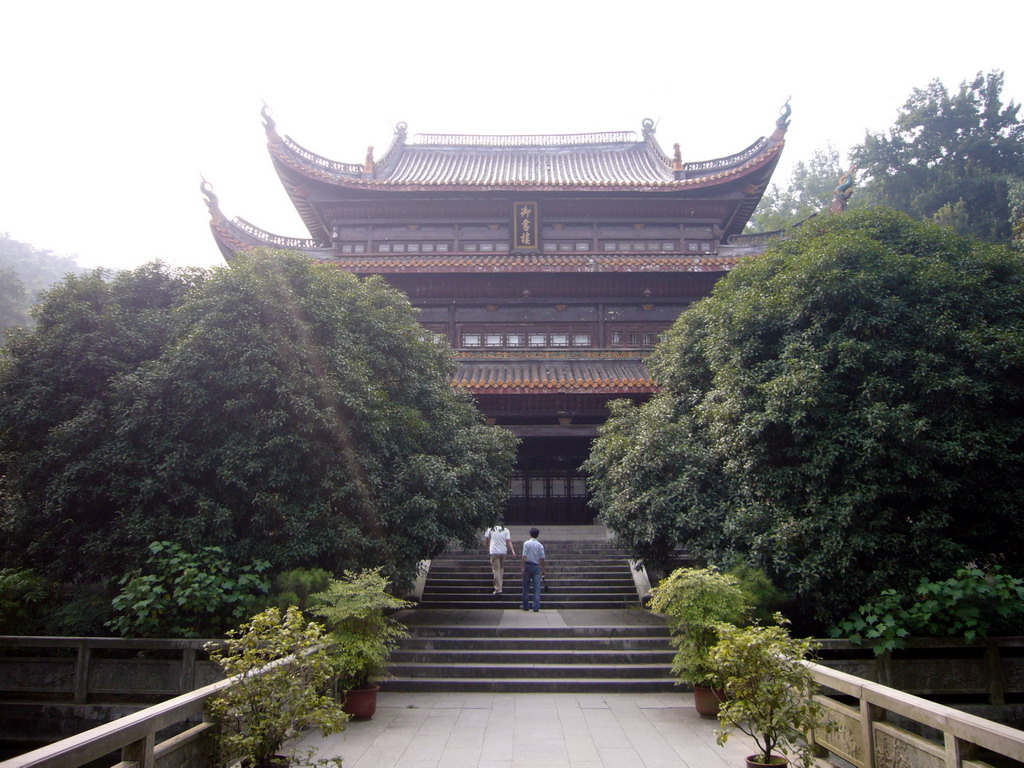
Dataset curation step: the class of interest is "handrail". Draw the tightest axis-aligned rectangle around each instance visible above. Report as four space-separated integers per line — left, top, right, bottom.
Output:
805 661 1024 767
0 675 229 768
0 644 321 768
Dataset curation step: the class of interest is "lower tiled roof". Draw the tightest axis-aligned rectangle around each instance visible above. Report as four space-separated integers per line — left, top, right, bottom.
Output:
322 253 741 273
453 360 656 394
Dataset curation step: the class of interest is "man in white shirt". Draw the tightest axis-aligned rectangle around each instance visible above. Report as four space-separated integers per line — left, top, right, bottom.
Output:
484 524 515 595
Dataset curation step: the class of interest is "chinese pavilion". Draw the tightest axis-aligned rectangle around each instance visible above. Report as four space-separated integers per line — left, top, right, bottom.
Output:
204 104 790 524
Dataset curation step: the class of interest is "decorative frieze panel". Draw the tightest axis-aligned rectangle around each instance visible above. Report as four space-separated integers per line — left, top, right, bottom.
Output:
874 722 945 768
815 697 864 766
0 659 75 691
893 658 988 695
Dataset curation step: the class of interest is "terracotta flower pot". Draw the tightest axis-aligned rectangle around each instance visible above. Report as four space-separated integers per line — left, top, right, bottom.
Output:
693 685 727 718
342 685 381 719
745 754 787 767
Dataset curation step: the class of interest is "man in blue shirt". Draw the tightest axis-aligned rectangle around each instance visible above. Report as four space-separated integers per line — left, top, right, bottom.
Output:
521 528 546 612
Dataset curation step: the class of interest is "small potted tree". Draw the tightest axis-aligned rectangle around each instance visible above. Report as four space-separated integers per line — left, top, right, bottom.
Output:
647 566 749 717
205 606 349 768
309 568 412 719
710 617 832 767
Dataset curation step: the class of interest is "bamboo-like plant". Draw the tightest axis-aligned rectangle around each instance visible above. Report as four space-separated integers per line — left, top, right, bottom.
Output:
647 567 749 687
205 606 348 768
309 568 412 692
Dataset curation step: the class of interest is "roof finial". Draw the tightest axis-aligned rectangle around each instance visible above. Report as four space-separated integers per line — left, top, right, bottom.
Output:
641 118 656 138
672 143 683 171
261 102 276 133
829 164 858 213
364 146 375 174
200 176 222 221
776 97 792 130
395 121 408 141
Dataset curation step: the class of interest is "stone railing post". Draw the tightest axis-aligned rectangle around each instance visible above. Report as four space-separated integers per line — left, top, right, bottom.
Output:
860 700 879 768
121 733 155 768
179 647 196 694
73 642 91 704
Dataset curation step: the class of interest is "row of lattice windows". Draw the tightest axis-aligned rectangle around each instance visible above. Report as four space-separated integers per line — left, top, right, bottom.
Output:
462 331 592 348
510 475 587 498
338 240 713 255
600 241 678 252
610 331 665 347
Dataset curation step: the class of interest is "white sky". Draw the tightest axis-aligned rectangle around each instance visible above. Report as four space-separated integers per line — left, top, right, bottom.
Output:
1 0 1021 271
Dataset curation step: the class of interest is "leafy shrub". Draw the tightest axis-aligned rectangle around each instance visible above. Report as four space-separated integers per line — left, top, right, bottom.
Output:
647 567 749 687
108 541 270 638
0 568 51 634
309 568 411 691
38 583 114 636
726 563 789 624
205 606 347 767
712 617 832 768
830 567 1024 654
267 568 334 612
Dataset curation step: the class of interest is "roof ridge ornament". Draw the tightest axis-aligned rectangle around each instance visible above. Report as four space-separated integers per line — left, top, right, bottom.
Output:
200 177 223 222
829 164 858 213
776 97 791 130
395 121 408 141
261 103 276 133
641 118 656 138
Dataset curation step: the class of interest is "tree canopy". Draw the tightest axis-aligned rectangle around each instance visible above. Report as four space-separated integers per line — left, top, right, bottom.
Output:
0 252 516 587
585 209 1024 624
746 145 846 233
852 71 1024 243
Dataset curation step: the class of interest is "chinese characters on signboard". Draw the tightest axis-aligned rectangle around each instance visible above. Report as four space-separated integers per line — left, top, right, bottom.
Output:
513 202 538 250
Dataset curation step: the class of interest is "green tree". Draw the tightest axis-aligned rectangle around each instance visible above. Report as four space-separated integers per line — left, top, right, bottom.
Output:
852 71 1024 243
586 209 1024 623
1 252 516 588
747 145 847 232
0 268 30 332
0 263 204 579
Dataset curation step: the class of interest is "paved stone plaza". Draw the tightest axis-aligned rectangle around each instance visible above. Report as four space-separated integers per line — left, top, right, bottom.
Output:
296 690 762 768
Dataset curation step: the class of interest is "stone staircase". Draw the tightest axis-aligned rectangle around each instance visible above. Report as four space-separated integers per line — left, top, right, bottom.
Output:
418 540 641 610
384 533 678 693
385 624 678 693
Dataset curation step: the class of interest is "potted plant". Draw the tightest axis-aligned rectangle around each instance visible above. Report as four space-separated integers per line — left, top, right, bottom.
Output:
710 617 832 767
309 567 412 719
647 566 749 717
205 606 349 768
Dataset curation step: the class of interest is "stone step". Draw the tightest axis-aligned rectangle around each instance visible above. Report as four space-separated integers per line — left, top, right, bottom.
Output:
389 661 672 679
381 677 679 693
392 649 674 665
423 576 635 585
422 584 636 594
400 636 671 650
416 599 637 609
402 625 670 639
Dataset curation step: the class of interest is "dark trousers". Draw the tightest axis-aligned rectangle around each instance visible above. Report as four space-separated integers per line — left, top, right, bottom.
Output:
522 562 541 611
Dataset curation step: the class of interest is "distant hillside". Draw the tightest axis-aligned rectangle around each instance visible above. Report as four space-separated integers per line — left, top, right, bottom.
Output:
1 233 86 334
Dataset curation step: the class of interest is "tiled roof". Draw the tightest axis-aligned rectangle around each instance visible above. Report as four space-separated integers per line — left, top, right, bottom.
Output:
267 117 786 192
320 252 741 273
453 360 656 394
385 141 674 186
